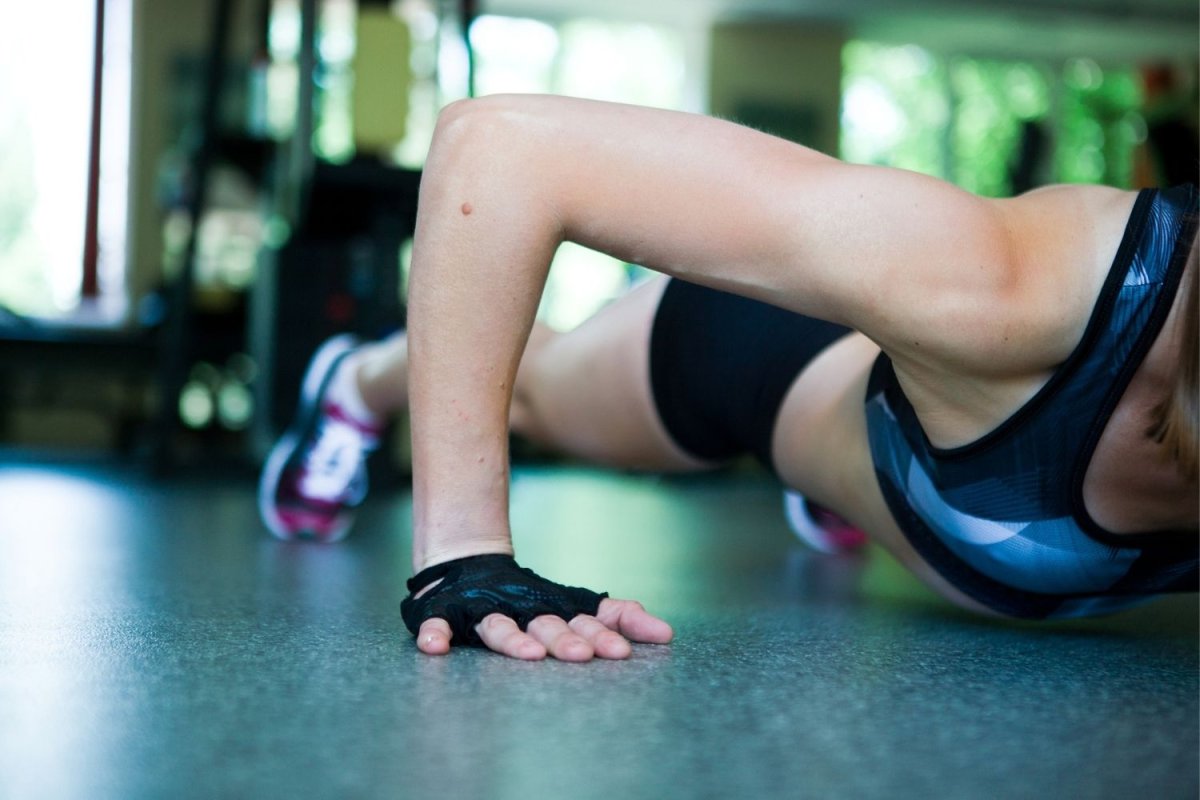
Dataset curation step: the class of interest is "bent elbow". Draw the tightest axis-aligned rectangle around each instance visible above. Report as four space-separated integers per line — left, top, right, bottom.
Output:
430 95 533 155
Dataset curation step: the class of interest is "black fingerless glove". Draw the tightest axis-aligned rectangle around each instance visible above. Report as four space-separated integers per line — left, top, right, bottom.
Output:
400 554 608 647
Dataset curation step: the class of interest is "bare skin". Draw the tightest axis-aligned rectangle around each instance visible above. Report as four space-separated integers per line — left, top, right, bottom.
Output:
349 280 699 660
378 94 1196 660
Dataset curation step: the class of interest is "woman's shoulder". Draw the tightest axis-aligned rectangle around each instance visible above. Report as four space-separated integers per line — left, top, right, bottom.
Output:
998 183 1137 242
883 183 1137 374
989 184 1141 363
996 184 1137 251
1004 181 1135 208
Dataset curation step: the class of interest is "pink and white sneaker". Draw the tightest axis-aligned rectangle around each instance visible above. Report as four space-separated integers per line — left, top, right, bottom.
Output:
783 490 868 555
258 335 382 542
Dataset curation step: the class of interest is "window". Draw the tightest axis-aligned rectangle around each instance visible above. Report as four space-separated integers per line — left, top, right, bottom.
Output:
0 1 131 321
468 15 688 330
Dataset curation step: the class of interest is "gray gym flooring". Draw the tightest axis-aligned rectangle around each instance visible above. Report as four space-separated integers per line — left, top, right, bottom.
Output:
1 455 1196 799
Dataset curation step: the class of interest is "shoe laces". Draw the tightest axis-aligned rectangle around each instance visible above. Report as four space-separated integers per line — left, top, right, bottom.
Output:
297 411 376 502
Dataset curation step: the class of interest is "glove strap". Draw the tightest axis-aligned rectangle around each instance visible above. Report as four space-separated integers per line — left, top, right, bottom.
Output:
405 553 517 594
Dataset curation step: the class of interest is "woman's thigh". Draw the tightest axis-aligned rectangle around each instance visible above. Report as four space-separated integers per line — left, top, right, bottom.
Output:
512 276 713 471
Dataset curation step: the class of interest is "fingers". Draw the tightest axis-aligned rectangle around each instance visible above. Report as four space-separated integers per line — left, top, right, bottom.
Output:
416 618 453 655
595 598 674 644
418 615 548 659
468 612 634 661
478 605 664 661
509 614 634 661
474 614 548 660
569 614 632 660
416 600 673 660
526 616 596 662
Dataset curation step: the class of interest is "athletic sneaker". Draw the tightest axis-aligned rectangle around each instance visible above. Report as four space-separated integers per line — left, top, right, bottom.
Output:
259 334 382 542
783 490 868 555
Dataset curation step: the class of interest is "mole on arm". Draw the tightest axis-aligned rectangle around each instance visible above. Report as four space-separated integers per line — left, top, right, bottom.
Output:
461 202 473 216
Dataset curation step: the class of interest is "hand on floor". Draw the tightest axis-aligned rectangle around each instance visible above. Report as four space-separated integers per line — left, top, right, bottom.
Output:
400 554 673 661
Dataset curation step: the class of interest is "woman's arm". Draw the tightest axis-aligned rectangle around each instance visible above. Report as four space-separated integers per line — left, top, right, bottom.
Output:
406 97 697 657
404 94 1081 657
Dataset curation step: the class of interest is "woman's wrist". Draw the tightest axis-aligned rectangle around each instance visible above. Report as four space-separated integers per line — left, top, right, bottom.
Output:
412 535 514 572
410 438 516 571
411 481 515 571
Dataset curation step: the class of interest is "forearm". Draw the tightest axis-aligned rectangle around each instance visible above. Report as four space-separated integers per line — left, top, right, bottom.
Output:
406 100 563 570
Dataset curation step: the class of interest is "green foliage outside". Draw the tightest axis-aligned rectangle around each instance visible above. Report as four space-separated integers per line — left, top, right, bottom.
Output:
842 40 1143 196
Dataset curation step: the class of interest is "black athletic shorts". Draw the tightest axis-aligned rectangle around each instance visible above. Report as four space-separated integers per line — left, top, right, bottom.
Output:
648 279 851 474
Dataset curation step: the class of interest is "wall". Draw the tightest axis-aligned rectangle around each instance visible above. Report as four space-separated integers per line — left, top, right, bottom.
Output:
708 20 847 157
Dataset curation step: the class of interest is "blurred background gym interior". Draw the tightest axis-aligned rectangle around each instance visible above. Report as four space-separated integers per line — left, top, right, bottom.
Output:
0 1 1196 797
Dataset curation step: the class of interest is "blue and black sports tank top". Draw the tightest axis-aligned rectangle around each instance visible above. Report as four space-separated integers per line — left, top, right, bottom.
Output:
865 184 1199 619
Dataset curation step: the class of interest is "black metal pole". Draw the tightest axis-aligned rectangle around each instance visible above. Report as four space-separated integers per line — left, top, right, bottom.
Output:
81 0 105 299
461 0 477 97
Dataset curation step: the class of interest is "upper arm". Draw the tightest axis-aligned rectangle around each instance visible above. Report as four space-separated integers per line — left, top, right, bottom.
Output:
497 96 1020 365
748 162 1020 363
441 95 1087 373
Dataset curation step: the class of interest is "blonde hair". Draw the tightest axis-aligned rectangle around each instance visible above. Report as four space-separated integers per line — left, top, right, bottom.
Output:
1147 240 1199 480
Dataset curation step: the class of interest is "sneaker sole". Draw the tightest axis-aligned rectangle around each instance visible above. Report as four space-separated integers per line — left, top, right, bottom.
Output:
783 490 845 555
258 333 361 542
